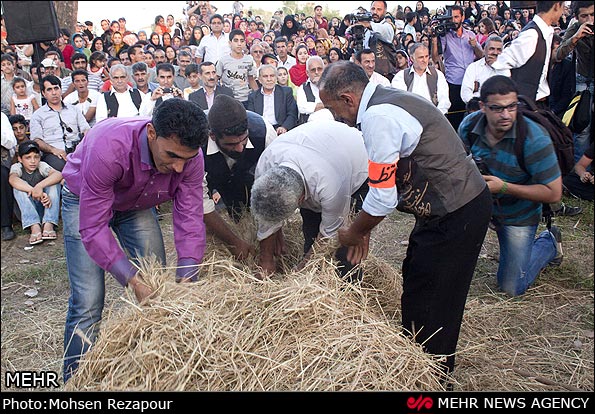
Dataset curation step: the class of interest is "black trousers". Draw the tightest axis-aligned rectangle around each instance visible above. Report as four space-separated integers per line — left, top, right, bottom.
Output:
300 181 368 283
42 153 66 172
1 165 14 228
401 186 491 375
446 82 466 132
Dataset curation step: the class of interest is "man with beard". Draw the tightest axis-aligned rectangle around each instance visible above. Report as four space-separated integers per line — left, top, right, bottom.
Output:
355 1 395 46
200 94 277 260
430 5 484 130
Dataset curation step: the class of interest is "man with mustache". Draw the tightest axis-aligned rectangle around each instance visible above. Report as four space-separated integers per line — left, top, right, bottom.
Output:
458 75 563 297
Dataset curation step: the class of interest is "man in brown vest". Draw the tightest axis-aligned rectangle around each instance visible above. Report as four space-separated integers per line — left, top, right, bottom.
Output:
319 61 492 384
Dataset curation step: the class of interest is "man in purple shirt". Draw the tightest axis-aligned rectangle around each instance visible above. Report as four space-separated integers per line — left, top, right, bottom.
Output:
430 5 484 130
60 99 209 382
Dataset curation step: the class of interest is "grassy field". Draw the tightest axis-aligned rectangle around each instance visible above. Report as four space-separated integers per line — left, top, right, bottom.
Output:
1 196 593 391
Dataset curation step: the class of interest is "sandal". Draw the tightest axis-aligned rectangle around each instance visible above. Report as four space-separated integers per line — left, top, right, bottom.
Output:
42 230 57 240
29 232 43 245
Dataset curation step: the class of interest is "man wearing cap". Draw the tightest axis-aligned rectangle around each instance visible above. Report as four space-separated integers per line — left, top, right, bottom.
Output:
61 99 210 382
29 75 90 171
250 119 368 278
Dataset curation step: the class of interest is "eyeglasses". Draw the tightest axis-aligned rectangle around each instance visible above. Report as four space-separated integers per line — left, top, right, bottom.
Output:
485 102 520 113
252 51 263 54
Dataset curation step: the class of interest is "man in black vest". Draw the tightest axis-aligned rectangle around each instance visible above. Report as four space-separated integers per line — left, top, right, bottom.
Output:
319 61 492 382
491 1 565 108
95 64 143 122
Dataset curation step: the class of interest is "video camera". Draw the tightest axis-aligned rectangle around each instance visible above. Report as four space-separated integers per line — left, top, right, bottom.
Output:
349 11 373 25
348 11 372 52
431 15 457 37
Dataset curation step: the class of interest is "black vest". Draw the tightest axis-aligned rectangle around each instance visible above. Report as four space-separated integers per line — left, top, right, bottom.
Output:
366 86 486 219
204 111 267 219
298 82 316 125
511 20 546 101
104 89 142 118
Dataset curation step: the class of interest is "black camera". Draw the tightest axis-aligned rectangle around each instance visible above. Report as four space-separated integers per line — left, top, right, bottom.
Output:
65 132 84 155
162 87 173 94
432 15 457 37
349 11 373 25
473 156 491 175
348 11 372 52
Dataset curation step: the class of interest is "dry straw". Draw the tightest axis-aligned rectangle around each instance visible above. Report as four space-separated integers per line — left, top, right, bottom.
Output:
66 215 446 391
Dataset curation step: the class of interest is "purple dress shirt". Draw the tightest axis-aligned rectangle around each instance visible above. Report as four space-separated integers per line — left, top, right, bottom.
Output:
62 117 206 286
440 28 478 85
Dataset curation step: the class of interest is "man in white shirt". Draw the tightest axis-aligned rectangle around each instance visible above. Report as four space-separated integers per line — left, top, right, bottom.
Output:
491 1 565 106
296 56 327 124
196 14 231 65
95 64 144 122
251 120 369 279
460 35 510 104
63 70 100 127
353 48 391 87
392 43 451 114
274 37 296 70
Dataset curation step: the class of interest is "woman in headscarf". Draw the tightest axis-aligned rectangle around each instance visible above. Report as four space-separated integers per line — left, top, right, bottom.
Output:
328 47 344 63
281 15 299 40
289 43 309 87
304 34 317 56
72 33 91 58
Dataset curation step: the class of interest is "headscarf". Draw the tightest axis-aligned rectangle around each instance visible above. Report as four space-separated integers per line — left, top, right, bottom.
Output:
281 15 299 40
289 44 309 87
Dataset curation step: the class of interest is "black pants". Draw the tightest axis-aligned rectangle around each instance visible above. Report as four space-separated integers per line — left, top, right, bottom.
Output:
447 82 466 132
563 172 594 201
42 153 66 172
401 186 491 376
300 181 368 283
1 165 14 228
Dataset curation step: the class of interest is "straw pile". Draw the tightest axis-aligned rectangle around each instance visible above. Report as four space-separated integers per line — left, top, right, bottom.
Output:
66 215 446 391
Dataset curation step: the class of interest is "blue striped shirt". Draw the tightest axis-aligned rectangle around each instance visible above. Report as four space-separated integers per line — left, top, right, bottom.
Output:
458 111 560 226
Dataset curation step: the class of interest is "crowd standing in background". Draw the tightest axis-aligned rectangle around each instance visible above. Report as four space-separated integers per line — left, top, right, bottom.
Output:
1 0 593 386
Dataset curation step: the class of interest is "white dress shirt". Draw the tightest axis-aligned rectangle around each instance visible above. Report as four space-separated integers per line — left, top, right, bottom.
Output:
369 71 391 87
296 81 321 117
254 120 368 240
491 15 554 101
460 57 511 103
391 66 451 114
96 87 144 122
196 32 231 65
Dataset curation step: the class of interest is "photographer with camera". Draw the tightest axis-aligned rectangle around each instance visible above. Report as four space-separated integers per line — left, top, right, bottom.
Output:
347 1 395 50
429 5 484 131
555 1 593 162
29 75 89 172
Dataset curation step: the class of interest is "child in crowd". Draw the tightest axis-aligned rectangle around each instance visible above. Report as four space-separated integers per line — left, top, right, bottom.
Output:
216 29 258 108
10 77 39 120
8 114 29 146
8 141 62 245
183 63 201 100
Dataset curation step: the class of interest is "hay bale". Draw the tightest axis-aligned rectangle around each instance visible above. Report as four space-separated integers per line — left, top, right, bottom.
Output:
66 215 445 391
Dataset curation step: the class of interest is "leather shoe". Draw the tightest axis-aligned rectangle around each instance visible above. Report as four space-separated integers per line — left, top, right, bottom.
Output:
1 226 16 241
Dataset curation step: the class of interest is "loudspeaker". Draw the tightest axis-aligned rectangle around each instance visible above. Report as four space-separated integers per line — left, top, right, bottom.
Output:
3 0 60 45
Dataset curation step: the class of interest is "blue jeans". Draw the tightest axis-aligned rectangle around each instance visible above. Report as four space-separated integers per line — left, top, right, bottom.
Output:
574 75 593 163
12 184 60 229
495 224 557 296
61 185 166 383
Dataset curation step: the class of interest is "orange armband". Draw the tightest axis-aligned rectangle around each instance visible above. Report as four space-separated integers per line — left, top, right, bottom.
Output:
368 160 398 189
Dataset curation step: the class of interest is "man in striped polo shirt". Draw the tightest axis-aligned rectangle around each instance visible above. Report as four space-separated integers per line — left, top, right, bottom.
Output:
458 75 564 297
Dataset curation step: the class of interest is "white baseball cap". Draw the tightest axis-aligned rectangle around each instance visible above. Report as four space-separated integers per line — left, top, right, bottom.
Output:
41 58 58 68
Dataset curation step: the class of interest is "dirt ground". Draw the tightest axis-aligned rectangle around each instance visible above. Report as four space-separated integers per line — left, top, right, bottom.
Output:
1 198 593 391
